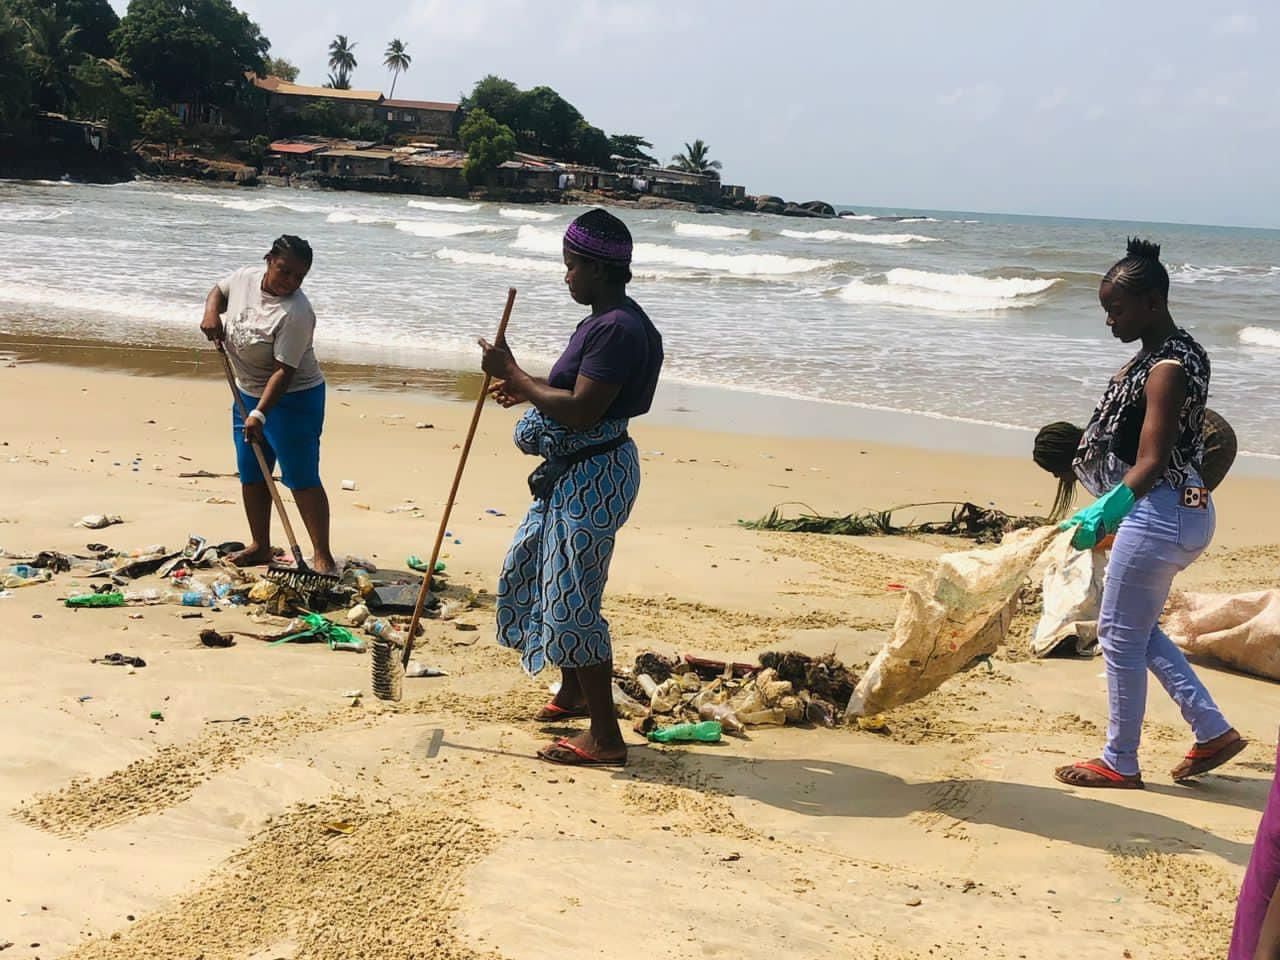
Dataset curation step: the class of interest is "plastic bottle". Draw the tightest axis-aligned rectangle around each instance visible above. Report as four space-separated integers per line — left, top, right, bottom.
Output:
65 592 126 608
697 702 745 734
645 721 723 744
123 588 163 603
354 571 374 598
331 637 367 653
366 617 405 646
160 588 213 607
2 569 53 588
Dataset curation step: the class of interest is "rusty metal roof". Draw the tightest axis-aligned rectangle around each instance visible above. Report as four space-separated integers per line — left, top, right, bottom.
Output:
383 98 459 112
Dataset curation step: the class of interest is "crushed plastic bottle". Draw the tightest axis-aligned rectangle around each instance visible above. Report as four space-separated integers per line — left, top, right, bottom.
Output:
2 568 53 589
645 720 723 744
65 592 126 608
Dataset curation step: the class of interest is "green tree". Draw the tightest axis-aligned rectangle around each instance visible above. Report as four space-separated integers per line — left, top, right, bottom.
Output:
113 0 269 106
459 106 515 186
6 0 117 59
263 55 298 81
383 38 410 97
0 6 32 133
19 3 83 113
670 138 721 177
72 57 147 142
461 74 520 128
608 133 656 166
327 34 356 88
140 106 180 156
570 120 611 167
515 85 583 156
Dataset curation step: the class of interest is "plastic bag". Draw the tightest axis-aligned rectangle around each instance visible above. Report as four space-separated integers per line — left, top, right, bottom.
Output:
847 526 1056 717
1030 529 1106 657
1165 589 1280 681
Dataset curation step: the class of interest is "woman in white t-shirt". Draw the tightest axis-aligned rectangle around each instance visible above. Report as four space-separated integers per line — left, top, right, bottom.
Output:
199 235 336 575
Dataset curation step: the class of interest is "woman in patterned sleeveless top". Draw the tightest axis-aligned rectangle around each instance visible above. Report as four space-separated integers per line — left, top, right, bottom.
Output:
1054 238 1245 790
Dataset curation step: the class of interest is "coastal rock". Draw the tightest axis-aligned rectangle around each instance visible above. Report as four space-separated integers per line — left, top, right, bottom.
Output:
781 203 825 218
800 200 836 217
752 195 785 214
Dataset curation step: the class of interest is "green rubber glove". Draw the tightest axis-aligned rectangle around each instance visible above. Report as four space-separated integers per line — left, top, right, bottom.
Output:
1058 482 1136 550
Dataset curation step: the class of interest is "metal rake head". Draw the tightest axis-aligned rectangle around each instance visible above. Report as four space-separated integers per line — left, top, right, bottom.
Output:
370 636 404 702
264 563 341 599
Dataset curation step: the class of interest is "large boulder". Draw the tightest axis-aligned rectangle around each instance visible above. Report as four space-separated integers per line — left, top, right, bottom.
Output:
781 202 825 218
752 194 785 214
800 200 836 217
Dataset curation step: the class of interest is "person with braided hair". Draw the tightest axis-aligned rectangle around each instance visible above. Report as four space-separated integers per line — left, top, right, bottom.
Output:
1033 408 1238 522
479 209 663 767
1053 238 1244 789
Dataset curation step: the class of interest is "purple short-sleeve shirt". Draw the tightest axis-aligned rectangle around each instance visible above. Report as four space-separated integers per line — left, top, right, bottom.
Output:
547 297 663 420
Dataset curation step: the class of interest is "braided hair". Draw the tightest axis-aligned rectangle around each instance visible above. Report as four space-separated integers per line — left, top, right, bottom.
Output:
1032 421 1082 521
266 234 313 268
1102 237 1168 299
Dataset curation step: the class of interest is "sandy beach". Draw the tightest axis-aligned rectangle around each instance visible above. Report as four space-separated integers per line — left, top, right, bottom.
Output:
3 354 1280 960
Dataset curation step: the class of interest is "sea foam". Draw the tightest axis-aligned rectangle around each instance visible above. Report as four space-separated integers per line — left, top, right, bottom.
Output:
838 268 1060 312
781 229 941 245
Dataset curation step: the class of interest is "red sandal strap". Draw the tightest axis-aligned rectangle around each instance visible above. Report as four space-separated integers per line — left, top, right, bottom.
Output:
1074 761 1128 782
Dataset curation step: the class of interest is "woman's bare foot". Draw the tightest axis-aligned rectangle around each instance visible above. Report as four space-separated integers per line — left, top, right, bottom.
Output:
230 544 273 567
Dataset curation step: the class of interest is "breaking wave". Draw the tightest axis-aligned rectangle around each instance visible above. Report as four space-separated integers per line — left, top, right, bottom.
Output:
394 220 510 238
498 207 558 221
837 268 1060 312
1170 263 1280 285
1239 326 1280 348
433 248 561 273
672 221 753 239
0 207 69 222
406 199 480 213
781 229 941 245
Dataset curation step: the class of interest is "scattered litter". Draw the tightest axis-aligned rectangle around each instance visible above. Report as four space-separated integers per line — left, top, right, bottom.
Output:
92 653 146 668
203 496 235 505
484 508 506 517
66 591 125 608
199 629 235 648
341 480 357 491
454 622 478 632
207 716 250 724
405 661 448 678
77 695 92 703
645 720 722 743
406 555 445 574
76 514 123 529
415 422 434 429
322 820 355 835
149 710 164 721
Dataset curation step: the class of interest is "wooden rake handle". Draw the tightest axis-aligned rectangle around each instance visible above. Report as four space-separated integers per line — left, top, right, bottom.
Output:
401 287 517 667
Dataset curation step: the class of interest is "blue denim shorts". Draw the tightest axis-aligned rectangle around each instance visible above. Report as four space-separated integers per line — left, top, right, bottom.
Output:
231 382 325 490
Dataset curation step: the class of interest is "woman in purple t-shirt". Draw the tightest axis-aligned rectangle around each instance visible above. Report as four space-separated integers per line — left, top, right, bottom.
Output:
480 209 663 767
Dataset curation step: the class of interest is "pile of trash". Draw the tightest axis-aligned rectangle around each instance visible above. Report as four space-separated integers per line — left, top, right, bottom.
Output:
612 650 859 733
3 533 478 660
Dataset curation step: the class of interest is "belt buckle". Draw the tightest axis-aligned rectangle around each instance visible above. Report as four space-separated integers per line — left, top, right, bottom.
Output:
1180 485 1209 509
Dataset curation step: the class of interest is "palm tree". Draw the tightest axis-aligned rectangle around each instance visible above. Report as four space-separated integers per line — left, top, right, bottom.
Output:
328 34 357 85
670 139 722 177
20 4 82 113
383 39 411 98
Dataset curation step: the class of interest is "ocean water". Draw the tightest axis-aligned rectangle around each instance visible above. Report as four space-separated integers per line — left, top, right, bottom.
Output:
2 178 1279 458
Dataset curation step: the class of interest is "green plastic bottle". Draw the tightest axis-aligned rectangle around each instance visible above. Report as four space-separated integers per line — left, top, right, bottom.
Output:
65 592 125 608
646 720 722 744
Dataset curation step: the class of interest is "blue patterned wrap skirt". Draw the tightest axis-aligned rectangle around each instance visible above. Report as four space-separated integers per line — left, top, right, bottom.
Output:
495 408 640 674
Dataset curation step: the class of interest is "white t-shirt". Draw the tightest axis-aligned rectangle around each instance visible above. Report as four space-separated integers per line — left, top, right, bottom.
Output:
217 266 324 396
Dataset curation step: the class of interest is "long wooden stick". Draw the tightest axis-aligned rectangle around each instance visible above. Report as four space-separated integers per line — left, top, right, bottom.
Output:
401 287 516 667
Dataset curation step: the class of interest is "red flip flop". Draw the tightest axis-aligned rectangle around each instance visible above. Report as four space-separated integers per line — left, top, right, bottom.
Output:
1054 759 1145 789
1173 735 1248 782
535 702 590 722
536 737 627 767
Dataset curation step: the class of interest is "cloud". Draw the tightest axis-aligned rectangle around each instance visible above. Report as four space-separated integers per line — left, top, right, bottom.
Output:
1213 13 1259 36
936 82 1003 119
1035 87 1070 112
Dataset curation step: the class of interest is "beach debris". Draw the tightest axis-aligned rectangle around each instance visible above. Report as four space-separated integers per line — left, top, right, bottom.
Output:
406 555 446 573
346 602 370 626
1166 587 1280 681
646 720 723 744
92 653 146 668
199 629 235 648
268 612 366 652
66 591 125 608
180 470 237 479
341 479 357 491
150 710 164 721
405 661 448 678
75 514 123 529
742 500 1045 544
2 565 53 588
204 496 235 504
484 508 506 516
415 422 434 429
322 820 355 835
615 650 857 730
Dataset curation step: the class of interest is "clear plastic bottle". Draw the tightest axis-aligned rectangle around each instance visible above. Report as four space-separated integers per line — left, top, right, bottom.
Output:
366 617 405 646
2 569 53 588
123 588 163 603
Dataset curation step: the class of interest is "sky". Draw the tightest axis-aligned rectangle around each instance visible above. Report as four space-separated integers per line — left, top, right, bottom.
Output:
108 0 1280 227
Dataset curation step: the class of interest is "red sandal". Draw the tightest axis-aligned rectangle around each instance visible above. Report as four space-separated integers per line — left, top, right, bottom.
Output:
1054 759 1145 790
1172 733 1248 782
535 702 590 722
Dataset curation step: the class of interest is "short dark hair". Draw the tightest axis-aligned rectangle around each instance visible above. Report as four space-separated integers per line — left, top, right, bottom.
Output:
1103 237 1169 299
267 234 313 268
